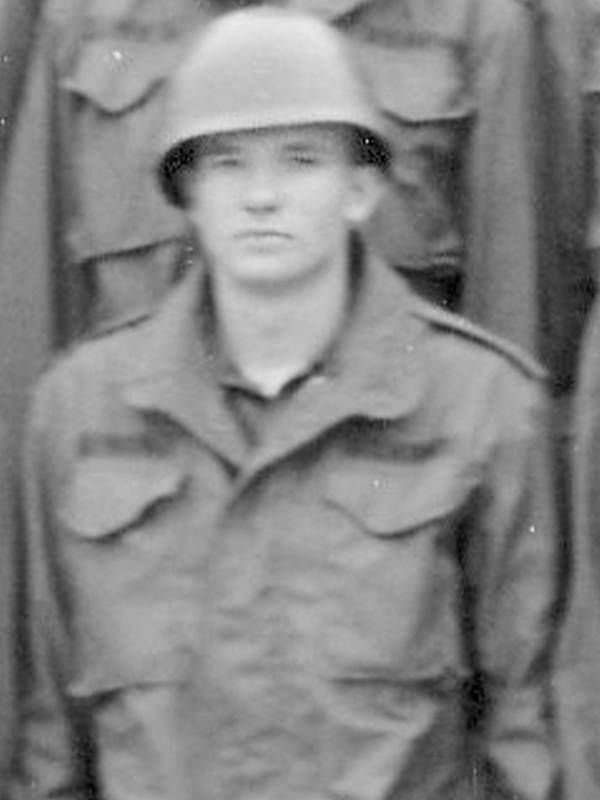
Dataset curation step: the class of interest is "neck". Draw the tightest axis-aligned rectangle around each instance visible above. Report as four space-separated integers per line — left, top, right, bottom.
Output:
211 263 350 397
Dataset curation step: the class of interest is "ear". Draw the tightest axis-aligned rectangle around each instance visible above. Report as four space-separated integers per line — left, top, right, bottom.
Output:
344 165 385 227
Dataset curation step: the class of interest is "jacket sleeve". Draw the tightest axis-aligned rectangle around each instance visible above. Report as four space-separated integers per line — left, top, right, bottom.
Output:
553 295 600 800
463 1 540 357
464 368 562 800
11 376 94 800
0 420 18 797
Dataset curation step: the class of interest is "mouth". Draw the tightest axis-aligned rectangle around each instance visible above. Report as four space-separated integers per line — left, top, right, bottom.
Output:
237 229 291 240
235 231 293 252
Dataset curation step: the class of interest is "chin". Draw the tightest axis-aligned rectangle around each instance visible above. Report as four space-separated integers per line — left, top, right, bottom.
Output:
231 259 308 287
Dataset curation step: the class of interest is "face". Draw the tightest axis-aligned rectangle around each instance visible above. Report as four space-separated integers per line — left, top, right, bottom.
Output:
186 124 380 291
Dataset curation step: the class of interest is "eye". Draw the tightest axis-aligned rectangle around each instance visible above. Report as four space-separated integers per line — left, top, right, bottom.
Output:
294 155 318 166
285 149 321 167
205 153 243 170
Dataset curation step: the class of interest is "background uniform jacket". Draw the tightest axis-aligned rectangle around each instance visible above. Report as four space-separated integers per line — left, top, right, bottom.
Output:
0 4 44 796
13 254 561 800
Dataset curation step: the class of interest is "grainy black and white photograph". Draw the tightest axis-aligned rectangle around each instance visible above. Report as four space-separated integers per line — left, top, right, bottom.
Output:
0 1 595 798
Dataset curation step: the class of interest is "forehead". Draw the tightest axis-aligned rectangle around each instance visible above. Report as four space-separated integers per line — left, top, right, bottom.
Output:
198 123 351 153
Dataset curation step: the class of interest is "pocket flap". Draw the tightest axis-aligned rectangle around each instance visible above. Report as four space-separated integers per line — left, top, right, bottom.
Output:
61 39 182 113
355 41 473 122
68 645 190 698
60 457 186 538
325 457 468 534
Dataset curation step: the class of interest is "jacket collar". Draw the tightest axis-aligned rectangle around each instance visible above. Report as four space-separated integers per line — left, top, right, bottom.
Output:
120 247 428 471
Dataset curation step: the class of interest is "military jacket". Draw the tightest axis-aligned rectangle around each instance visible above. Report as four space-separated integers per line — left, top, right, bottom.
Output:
14 252 560 800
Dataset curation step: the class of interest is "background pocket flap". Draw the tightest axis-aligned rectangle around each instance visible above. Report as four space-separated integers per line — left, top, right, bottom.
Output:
355 41 473 122
61 39 181 113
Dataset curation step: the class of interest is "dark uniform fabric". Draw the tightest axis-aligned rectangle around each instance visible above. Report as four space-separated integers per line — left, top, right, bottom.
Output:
13 251 561 800
529 0 593 393
583 0 600 262
0 8 45 792
0 420 17 799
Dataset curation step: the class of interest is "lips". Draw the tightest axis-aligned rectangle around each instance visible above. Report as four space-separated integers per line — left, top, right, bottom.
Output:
237 230 291 241
235 230 294 253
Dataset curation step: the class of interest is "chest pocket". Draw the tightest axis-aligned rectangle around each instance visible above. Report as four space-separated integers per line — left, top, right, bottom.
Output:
318 456 473 683
61 455 185 536
59 29 187 264
59 456 191 697
325 456 466 532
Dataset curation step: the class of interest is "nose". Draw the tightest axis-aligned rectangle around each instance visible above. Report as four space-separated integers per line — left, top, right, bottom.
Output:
242 161 281 213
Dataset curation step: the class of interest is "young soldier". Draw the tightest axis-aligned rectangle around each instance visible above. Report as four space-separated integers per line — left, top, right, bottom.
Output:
13 8 561 799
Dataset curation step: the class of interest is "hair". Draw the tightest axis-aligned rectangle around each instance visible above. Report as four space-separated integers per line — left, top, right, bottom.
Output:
351 128 391 171
160 141 197 208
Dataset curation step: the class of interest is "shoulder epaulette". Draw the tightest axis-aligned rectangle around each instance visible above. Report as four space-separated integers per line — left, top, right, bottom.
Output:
412 300 547 381
32 306 155 386
82 306 154 343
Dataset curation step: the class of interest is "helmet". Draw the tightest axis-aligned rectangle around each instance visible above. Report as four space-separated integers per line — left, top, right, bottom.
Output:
157 6 391 207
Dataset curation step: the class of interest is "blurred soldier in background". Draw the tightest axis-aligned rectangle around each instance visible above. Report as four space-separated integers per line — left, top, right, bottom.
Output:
12 9 561 799
0 0 198 349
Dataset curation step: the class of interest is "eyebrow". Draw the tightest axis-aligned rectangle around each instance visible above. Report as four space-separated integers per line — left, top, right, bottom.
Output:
284 140 324 150
282 136 343 155
200 140 240 156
